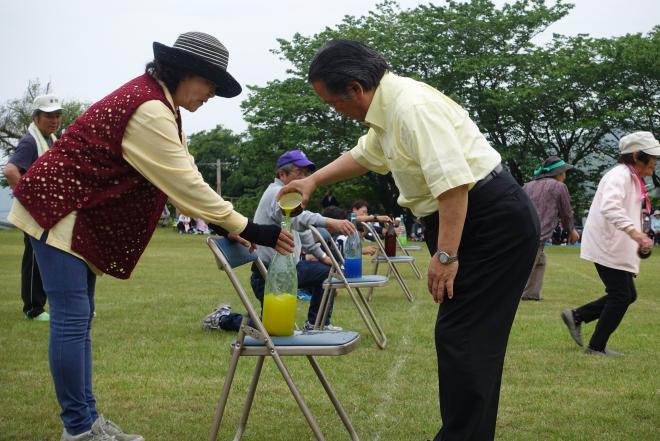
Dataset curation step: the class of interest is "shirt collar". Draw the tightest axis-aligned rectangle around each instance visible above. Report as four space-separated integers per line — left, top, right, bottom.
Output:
364 71 395 132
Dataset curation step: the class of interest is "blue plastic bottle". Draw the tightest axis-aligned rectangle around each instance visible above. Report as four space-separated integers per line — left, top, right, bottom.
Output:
343 213 362 278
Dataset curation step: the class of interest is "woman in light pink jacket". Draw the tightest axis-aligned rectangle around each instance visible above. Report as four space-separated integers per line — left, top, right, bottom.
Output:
561 131 658 356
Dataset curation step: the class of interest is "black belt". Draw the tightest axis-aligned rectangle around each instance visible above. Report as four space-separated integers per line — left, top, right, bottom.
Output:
471 164 503 192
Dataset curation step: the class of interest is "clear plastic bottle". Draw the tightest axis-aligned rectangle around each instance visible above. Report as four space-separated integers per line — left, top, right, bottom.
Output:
396 216 408 246
262 219 298 336
343 213 362 278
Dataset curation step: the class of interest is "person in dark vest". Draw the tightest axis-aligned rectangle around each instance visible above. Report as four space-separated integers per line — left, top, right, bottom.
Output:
8 32 294 441
279 40 540 441
4 94 63 321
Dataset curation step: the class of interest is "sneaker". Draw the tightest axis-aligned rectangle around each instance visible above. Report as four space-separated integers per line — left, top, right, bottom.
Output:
33 311 50 322
560 309 583 347
297 290 312 301
201 304 232 330
61 417 115 441
303 321 343 331
584 347 624 357
98 415 144 441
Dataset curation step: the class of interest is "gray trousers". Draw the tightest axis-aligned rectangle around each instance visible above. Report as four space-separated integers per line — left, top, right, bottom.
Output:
522 243 546 300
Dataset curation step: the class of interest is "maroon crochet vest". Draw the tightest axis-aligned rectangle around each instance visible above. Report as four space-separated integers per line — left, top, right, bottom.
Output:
14 74 180 279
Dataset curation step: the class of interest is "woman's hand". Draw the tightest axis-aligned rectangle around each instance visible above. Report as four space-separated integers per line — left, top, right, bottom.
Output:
275 229 295 255
227 232 256 253
629 229 653 249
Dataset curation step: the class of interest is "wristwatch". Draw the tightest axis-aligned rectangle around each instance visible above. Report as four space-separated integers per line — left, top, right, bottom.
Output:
435 250 458 264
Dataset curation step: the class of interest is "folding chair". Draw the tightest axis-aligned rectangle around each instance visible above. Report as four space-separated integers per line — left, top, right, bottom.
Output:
360 222 417 303
206 236 361 441
308 226 388 350
396 242 423 280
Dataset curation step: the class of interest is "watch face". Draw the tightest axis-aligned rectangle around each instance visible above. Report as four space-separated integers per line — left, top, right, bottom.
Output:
439 253 448 263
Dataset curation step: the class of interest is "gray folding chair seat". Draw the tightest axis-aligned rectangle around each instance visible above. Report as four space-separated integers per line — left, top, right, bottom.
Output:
308 225 389 350
360 222 417 302
207 236 361 441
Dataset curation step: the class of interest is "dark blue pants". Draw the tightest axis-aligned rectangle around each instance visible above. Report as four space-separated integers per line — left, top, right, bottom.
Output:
21 232 47 318
575 263 637 351
425 170 540 441
30 235 98 436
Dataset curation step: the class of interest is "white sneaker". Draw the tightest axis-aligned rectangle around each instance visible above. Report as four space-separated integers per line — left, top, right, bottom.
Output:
97 415 144 441
61 417 115 441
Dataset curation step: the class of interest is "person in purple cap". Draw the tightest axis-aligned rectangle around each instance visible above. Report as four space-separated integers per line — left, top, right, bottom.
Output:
202 149 355 332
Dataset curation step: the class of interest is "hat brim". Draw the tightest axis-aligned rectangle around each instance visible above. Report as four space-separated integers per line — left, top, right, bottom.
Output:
292 159 316 171
153 42 242 98
641 145 660 156
533 164 573 180
37 105 63 113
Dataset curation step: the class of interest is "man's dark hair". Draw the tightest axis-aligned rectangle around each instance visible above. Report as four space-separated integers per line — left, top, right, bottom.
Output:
351 199 369 211
322 206 347 220
145 59 189 95
618 151 652 165
308 40 389 95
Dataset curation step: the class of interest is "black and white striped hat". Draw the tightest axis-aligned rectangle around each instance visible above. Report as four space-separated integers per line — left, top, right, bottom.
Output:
153 32 241 98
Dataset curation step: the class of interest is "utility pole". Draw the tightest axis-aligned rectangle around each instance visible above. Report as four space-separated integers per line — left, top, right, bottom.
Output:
216 159 222 195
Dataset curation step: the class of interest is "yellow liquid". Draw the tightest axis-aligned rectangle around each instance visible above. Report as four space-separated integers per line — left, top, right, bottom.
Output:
279 192 302 217
262 293 297 336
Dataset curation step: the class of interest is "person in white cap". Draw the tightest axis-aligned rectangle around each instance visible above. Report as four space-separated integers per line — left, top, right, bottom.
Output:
561 131 659 356
3 94 63 322
8 32 294 441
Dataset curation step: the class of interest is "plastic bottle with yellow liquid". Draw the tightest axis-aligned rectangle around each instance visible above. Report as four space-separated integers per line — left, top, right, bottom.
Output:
262 196 301 336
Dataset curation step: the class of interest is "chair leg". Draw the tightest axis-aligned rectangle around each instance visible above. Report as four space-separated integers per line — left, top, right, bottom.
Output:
367 260 380 302
307 355 360 441
388 262 414 302
269 350 327 440
346 286 387 349
409 259 422 279
232 355 265 441
209 346 243 441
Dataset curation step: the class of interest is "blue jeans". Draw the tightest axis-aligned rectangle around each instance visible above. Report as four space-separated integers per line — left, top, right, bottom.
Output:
30 235 98 436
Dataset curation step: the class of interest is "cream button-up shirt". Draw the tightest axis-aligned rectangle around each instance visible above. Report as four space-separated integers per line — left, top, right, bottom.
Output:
350 72 501 217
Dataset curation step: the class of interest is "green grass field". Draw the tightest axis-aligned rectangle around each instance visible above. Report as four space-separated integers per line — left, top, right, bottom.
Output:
1 228 658 441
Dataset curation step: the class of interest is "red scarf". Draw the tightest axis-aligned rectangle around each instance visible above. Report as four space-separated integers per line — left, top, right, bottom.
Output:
14 74 180 279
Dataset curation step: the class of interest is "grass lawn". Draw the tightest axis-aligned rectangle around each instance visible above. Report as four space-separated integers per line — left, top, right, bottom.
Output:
1 227 658 440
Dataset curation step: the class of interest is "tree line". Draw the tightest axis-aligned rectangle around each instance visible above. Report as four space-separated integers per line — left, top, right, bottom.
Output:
2 0 658 218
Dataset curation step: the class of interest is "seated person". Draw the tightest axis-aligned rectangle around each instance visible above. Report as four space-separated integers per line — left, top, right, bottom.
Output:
203 150 353 332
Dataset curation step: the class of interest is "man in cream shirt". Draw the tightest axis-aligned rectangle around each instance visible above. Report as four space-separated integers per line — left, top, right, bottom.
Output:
280 40 540 441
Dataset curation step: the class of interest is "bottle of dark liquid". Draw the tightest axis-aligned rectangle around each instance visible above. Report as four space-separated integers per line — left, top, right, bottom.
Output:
384 222 397 257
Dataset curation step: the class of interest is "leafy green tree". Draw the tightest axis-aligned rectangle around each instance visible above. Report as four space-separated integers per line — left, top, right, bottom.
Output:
187 124 243 195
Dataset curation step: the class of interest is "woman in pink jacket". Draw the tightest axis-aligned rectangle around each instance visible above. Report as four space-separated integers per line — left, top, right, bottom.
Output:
561 131 658 356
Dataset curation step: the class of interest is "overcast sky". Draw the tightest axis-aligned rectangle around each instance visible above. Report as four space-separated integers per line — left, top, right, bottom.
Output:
1 0 658 135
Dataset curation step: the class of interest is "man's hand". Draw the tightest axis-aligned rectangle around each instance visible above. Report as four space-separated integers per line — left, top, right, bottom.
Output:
326 218 355 235
362 245 377 256
227 232 255 252
278 176 317 208
428 257 458 304
275 229 295 255
569 229 580 244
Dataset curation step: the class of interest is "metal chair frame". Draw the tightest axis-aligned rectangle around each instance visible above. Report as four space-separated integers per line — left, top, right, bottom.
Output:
308 226 388 350
206 236 361 441
360 222 418 303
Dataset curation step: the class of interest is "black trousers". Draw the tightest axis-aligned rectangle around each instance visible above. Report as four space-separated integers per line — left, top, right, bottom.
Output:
424 170 539 441
21 232 47 318
575 263 637 351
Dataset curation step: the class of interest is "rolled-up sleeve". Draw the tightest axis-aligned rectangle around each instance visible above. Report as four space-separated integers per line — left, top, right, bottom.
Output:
122 100 247 233
350 129 390 175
